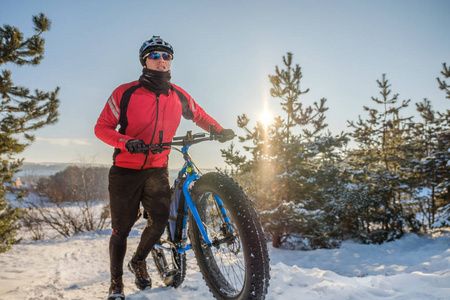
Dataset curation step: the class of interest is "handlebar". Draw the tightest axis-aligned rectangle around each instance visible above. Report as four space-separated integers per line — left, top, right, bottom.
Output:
172 132 206 142
145 125 225 154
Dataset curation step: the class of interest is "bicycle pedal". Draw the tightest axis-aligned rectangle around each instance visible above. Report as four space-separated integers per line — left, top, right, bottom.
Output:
163 269 178 278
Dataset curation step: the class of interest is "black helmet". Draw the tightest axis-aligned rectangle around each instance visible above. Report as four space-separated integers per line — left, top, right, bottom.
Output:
139 36 174 66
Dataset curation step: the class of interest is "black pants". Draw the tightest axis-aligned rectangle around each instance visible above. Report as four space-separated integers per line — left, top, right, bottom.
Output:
108 166 171 279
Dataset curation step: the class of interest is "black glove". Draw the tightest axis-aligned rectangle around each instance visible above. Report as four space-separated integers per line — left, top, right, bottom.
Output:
125 139 147 154
218 129 235 143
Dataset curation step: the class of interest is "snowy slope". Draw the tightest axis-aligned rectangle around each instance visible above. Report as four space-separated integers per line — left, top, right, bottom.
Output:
0 219 449 300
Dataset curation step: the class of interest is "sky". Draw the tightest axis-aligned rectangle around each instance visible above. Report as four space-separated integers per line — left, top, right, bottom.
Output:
1 0 449 169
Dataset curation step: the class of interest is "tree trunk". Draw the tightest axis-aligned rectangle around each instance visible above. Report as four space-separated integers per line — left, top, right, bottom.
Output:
272 228 281 248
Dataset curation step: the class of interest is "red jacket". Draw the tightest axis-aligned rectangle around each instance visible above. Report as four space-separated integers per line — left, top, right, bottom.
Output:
95 81 223 169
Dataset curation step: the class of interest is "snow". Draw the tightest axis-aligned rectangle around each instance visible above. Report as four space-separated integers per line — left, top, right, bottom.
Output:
0 220 449 299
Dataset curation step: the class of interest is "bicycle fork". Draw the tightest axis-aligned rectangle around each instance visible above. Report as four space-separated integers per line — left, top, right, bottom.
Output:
182 174 213 247
181 174 236 253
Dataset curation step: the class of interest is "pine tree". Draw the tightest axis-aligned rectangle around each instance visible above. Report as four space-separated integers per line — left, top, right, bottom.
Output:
346 74 415 243
0 13 59 253
411 99 441 226
437 63 450 100
433 63 450 220
410 64 450 228
223 53 348 248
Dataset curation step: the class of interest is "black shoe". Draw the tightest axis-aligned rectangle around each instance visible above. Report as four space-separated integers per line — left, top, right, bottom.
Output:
108 277 125 300
128 259 152 290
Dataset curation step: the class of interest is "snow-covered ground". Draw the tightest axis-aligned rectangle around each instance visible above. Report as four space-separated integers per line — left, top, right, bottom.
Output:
0 218 449 300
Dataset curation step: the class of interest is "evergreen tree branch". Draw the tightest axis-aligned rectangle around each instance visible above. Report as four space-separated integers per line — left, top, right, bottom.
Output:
437 63 450 100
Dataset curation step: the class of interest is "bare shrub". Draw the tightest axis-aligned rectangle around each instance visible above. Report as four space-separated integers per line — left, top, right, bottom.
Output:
21 209 45 241
23 166 110 238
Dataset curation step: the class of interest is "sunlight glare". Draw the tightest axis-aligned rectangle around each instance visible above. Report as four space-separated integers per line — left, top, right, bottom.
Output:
259 110 273 127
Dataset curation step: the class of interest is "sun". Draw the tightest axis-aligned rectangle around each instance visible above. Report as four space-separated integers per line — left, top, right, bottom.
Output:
259 110 273 127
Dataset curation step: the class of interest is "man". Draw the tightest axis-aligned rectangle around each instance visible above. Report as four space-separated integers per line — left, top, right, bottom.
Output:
95 36 234 300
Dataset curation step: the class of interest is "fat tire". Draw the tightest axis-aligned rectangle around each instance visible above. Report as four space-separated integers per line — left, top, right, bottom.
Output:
189 172 270 300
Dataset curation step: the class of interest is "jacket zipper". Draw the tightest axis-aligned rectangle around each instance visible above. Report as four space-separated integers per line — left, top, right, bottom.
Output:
141 94 160 169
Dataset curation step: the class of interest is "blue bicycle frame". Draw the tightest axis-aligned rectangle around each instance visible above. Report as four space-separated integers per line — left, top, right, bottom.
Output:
149 129 269 299
154 142 232 254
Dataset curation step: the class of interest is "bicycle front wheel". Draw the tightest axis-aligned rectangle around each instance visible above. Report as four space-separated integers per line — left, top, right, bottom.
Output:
189 172 270 300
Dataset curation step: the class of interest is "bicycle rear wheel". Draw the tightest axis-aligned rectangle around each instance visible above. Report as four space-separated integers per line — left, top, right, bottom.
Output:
189 172 270 300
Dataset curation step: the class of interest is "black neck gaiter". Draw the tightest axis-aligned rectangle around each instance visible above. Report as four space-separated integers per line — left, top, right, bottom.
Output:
139 68 171 95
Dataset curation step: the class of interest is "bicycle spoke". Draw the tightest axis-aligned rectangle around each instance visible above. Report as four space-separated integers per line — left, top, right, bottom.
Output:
198 192 246 294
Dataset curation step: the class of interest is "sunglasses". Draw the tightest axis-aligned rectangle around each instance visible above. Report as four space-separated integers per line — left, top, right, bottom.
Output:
146 52 173 61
